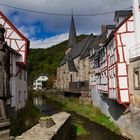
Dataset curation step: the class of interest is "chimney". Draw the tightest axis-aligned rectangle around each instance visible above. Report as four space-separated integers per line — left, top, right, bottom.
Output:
132 0 140 56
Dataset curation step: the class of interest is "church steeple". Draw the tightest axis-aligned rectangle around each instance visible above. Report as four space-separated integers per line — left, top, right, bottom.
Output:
68 15 77 48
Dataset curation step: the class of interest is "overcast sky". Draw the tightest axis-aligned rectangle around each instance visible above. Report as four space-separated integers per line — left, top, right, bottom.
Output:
0 0 135 48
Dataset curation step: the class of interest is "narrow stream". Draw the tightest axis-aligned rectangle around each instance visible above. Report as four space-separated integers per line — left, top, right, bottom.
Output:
33 97 130 140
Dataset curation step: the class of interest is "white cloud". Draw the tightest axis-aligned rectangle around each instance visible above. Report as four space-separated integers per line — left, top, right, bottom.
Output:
18 25 40 38
0 0 135 47
30 33 69 48
0 0 133 34
18 26 30 38
30 31 97 49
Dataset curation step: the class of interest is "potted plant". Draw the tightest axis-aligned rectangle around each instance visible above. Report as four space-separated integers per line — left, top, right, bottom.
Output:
39 116 55 128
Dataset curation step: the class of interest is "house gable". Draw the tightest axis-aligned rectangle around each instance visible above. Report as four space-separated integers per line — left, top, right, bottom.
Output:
0 11 30 64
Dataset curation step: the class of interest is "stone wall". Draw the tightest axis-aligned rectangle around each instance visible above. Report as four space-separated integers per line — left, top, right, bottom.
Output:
15 112 71 140
129 58 140 107
56 56 90 91
90 57 140 140
128 58 140 140
91 86 140 140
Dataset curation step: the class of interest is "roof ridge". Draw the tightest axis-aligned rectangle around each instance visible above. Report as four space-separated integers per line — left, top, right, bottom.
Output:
80 34 95 57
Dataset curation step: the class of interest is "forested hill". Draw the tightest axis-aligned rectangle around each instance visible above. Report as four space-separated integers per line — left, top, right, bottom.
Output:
28 34 88 81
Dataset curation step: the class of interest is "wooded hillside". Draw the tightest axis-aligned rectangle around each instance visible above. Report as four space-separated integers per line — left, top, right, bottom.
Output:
28 34 88 81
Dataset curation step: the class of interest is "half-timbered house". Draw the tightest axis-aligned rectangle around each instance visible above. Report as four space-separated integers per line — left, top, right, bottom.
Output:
90 0 140 138
57 16 100 99
0 11 29 117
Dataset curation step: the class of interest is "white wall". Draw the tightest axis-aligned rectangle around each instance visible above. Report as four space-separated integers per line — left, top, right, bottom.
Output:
33 75 48 90
10 54 28 111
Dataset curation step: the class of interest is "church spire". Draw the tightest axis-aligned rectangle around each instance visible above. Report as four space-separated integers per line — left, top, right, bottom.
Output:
68 15 77 47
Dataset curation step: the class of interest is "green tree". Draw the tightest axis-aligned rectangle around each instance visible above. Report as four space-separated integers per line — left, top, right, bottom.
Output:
28 35 88 84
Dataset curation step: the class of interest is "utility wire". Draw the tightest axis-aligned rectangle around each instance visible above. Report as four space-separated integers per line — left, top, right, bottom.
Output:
0 3 132 17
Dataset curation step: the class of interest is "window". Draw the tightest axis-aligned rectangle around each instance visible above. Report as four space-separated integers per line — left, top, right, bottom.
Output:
37 85 42 88
134 67 140 90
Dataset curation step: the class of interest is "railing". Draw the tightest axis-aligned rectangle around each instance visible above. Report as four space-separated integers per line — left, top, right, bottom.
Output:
68 81 89 93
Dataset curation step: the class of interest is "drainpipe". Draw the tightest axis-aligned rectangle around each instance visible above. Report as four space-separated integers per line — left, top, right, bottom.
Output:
132 0 140 57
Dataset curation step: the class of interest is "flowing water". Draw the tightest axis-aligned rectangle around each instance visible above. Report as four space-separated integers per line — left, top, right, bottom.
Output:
33 97 130 140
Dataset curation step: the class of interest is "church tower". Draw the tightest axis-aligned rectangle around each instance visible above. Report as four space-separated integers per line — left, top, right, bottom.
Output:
65 15 77 55
68 15 77 48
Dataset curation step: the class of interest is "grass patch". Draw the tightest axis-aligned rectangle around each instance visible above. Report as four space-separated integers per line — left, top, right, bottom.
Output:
72 121 89 136
30 91 120 135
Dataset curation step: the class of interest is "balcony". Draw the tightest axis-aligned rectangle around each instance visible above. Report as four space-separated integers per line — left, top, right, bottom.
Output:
69 81 89 92
62 81 89 97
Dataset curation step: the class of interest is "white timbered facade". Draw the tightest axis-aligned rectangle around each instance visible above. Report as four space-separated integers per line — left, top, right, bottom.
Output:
0 11 29 115
90 1 140 138
90 11 140 104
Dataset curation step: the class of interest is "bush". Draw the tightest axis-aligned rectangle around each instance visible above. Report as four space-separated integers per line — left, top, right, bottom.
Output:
10 95 42 136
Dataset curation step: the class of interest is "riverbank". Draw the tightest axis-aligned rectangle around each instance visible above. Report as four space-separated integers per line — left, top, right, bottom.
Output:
30 90 120 135
10 95 42 136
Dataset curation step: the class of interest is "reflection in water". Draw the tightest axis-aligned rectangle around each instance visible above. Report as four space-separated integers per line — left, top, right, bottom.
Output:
33 97 43 106
33 97 130 140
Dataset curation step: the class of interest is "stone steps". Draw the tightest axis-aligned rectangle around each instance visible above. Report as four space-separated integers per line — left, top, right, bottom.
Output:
0 120 11 129
0 119 14 140
2 136 15 140
0 129 10 138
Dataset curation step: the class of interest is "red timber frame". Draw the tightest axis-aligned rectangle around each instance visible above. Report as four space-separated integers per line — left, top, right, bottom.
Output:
112 16 134 104
93 15 133 105
0 11 29 65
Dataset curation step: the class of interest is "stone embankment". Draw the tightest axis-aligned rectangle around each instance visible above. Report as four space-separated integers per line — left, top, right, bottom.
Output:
0 119 14 140
15 112 71 140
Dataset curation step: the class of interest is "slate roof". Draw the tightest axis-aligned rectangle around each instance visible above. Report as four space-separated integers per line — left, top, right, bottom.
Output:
80 35 99 59
68 35 91 60
59 34 101 71
59 36 89 66
68 16 77 48
68 60 77 72
33 73 49 81
59 16 102 72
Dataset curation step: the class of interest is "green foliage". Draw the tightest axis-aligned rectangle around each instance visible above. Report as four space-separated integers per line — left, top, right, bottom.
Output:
53 96 120 134
31 91 120 134
42 81 47 89
28 35 88 82
39 116 52 121
72 121 89 136
10 95 42 136
46 78 55 89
